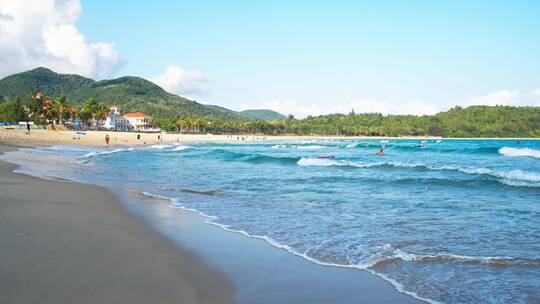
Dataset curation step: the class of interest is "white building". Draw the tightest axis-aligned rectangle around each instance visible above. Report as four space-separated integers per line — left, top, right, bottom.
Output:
104 105 131 131
122 112 155 131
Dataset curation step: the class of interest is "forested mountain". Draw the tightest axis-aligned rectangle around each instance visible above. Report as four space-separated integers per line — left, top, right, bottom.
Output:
240 109 286 120
0 67 246 120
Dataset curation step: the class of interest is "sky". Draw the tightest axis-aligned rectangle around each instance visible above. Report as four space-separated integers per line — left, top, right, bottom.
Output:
1 0 539 117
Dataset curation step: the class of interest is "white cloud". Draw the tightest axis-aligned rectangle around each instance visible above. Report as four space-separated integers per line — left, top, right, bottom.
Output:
151 65 211 96
262 99 326 118
461 89 540 107
258 98 440 118
0 0 123 79
533 89 540 106
465 90 520 106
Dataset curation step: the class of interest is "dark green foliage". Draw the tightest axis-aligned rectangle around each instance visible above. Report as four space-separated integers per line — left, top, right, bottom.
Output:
240 109 287 120
0 67 248 121
0 67 94 101
0 99 27 123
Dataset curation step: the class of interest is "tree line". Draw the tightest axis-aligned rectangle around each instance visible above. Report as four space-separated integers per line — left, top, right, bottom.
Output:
154 106 540 138
0 92 111 129
1 92 539 137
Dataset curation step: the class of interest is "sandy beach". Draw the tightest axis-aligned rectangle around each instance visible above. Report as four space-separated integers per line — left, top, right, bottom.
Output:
1 128 537 148
0 144 233 304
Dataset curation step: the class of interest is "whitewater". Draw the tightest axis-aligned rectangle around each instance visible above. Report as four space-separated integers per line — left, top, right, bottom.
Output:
1 139 539 304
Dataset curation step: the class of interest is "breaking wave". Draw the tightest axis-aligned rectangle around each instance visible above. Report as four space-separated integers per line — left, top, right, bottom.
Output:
499 147 540 158
297 157 540 186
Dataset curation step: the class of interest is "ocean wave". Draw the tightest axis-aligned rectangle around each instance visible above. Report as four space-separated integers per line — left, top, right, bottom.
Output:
440 165 540 183
166 200 441 304
499 147 540 158
148 144 173 149
272 144 328 149
297 157 426 169
173 145 193 151
206 149 300 164
390 145 501 154
297 158 540 186
375 250 540 268
81 148 134 158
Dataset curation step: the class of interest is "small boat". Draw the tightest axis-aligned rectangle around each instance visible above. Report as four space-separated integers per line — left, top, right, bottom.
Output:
316 155 335 159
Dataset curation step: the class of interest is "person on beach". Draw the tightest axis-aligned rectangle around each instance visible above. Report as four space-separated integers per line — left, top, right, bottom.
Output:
26 122 30 135
105 134 110 145
137 134 141 140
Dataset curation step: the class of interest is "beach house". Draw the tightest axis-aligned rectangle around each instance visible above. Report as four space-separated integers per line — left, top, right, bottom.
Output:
104 105 130 131
122 112 154 131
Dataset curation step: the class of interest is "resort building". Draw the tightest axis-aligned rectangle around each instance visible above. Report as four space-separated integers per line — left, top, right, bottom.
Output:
122 112 155 131
103 106 156 132
104 105 131 131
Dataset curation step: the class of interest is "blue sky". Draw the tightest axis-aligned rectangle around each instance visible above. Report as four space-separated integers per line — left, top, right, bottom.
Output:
1 0 539 116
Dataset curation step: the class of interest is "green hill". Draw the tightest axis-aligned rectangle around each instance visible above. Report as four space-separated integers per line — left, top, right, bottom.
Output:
0 67 247 120
240 109 286 120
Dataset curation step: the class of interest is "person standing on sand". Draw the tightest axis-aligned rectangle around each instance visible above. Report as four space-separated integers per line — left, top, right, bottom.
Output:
137 133 141 140
26 122 30 135
105 134 110 145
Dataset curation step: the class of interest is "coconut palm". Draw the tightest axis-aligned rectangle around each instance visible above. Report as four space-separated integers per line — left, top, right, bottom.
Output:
94 104 110 129
52 96 70 125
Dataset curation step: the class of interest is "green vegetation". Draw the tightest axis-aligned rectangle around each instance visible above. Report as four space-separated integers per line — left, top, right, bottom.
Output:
240 109 286 120
135 106 540 138
0 91 116 130
1 67 539 137
0 67 248 121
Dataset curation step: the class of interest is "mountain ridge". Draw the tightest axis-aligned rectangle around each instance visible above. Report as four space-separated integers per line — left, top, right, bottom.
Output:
240 109 286 120
0 67 246 120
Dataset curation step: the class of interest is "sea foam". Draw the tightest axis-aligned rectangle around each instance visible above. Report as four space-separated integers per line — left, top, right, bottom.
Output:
499 147 540 158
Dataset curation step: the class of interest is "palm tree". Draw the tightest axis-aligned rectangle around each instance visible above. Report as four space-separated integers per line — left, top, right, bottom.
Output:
81 98 99 128
94 105 110 129
52 96 70 125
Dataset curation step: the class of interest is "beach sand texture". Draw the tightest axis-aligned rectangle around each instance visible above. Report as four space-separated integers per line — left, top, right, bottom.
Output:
0 145 234 304
0 128 447 147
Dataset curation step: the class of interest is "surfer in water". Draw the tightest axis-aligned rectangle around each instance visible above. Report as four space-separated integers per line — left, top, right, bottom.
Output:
376 149 385 156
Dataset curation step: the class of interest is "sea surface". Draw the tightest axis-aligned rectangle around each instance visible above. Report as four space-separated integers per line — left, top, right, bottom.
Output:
2 139 539 304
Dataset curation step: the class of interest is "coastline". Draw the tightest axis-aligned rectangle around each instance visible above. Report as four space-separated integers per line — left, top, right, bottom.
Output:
117 190 424 304
1 128 538 148
0 144 234 304
0 142 423 303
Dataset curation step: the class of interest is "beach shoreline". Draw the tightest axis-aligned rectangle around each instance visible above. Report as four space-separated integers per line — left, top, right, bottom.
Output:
0 142 424 303
0 144 234 304
1 128 538 148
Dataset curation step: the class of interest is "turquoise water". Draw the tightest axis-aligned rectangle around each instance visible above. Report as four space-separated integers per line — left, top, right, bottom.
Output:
3 139 540 303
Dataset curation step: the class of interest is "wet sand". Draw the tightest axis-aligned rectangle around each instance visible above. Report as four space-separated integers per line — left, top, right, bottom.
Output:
0 142 422 303
0 145 234 304
117 191 423 304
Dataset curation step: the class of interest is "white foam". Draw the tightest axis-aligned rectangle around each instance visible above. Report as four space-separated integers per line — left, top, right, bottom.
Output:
167 200 441 304
173 145 193 151
297 157 540 185
81 148 133 158
297 158 424 169
441 165 540 183
272 144 327 149
499 147 540 158
148 144 173 149
298 157 347 167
